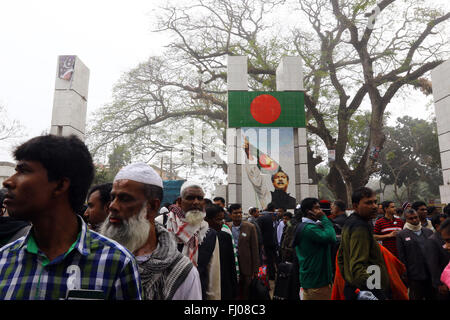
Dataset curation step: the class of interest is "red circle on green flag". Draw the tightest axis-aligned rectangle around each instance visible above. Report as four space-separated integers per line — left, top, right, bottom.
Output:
250 94 281 124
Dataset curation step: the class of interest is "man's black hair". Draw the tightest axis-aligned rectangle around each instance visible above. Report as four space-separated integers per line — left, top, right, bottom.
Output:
88 183 113 207
333 200 346 212
13 134 94 213
229 203 242 213
300 197 319 216
381 200 394 212
431 214 447 230
404 208 417 217
249 207 258 215
275 206 287 212
440 217 450 234
205 204 223 220
213 197 225 204
265 202 275 212
443 204 450 215
351 187 375 205
411 201 427 211
271 167 289 182
427 206 437 215
204 198 213 206
283 211 293 219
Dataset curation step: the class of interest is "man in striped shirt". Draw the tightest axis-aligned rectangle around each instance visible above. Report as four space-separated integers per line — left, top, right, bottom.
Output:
374 200 404 257
0 135 142 300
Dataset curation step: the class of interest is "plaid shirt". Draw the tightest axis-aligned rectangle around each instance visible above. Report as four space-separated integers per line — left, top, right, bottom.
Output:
0 216 142 300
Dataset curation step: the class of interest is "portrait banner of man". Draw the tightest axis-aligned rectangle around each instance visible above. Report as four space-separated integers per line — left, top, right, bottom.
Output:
241 128 297 210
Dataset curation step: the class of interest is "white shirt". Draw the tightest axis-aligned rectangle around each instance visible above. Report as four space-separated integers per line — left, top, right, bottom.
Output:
171 266 202 300
277 220 285 246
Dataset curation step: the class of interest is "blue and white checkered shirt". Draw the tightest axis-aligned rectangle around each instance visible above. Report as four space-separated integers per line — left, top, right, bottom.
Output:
0 216 142 300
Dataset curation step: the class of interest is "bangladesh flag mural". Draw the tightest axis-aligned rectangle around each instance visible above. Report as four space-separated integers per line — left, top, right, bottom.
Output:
228 91 305 128
244 135 280 175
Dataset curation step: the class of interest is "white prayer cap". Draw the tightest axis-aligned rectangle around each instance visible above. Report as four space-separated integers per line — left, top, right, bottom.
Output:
180 180 204 197
159 207 169 214
114 162 163 188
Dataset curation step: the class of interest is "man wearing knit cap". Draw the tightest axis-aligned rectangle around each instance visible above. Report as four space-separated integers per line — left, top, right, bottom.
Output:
166 180 221 300
100 162 202 300
402 202 411 213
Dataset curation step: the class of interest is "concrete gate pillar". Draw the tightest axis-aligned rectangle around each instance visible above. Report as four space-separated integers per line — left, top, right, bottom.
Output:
432 58 450 203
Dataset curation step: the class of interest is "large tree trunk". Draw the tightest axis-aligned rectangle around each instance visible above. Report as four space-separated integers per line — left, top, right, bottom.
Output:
326 166 350 206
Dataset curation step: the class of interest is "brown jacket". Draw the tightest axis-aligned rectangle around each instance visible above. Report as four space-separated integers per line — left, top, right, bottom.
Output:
227 221 260 276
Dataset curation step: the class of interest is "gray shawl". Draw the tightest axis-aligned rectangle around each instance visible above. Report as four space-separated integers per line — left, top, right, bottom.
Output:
138 223 193 300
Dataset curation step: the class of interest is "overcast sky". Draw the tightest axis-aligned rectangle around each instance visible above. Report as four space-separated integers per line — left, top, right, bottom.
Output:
0 0 166 162
0 0 448 165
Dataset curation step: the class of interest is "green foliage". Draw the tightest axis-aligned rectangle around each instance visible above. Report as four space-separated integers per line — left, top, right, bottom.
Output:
379 116 441 202
316 166 335 200
108 144 132 178
347 111 371 169
92 164 114 186
91 145 132 187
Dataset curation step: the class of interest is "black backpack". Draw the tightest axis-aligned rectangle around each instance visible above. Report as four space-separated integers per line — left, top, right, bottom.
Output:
249 278 271 300
280 217 306 262
274 221 307 300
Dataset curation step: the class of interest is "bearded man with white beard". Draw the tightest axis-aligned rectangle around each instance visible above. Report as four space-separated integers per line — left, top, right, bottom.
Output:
100 162 202 300
166 181 222 300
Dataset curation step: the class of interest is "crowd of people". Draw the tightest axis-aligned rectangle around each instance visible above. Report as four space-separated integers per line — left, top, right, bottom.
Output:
0 134 449 300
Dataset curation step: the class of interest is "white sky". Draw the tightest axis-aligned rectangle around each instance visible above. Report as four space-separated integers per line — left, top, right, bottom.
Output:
0 0 166 162
0 0 448 165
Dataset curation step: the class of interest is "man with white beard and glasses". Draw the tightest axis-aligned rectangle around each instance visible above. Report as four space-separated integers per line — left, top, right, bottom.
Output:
166 181 221 300
100 162 202 300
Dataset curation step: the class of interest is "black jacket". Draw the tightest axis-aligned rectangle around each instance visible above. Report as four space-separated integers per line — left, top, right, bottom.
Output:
396 228 433 281
248 216 264 264
0 217 31 247
217 231 238 300
256 212 277 251
197 228 218 300
424 232 450 289
332 214 348 231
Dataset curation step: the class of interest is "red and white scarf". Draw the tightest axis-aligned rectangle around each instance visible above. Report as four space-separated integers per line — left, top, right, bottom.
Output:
166 205 208 267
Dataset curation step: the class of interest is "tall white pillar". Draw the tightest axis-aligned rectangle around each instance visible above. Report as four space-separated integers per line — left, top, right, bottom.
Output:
226 56 247 204
432 58 450 203
50 55 89 141
276 56 311 201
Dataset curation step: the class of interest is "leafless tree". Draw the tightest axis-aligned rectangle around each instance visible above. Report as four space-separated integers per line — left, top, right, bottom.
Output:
87 0 449 203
